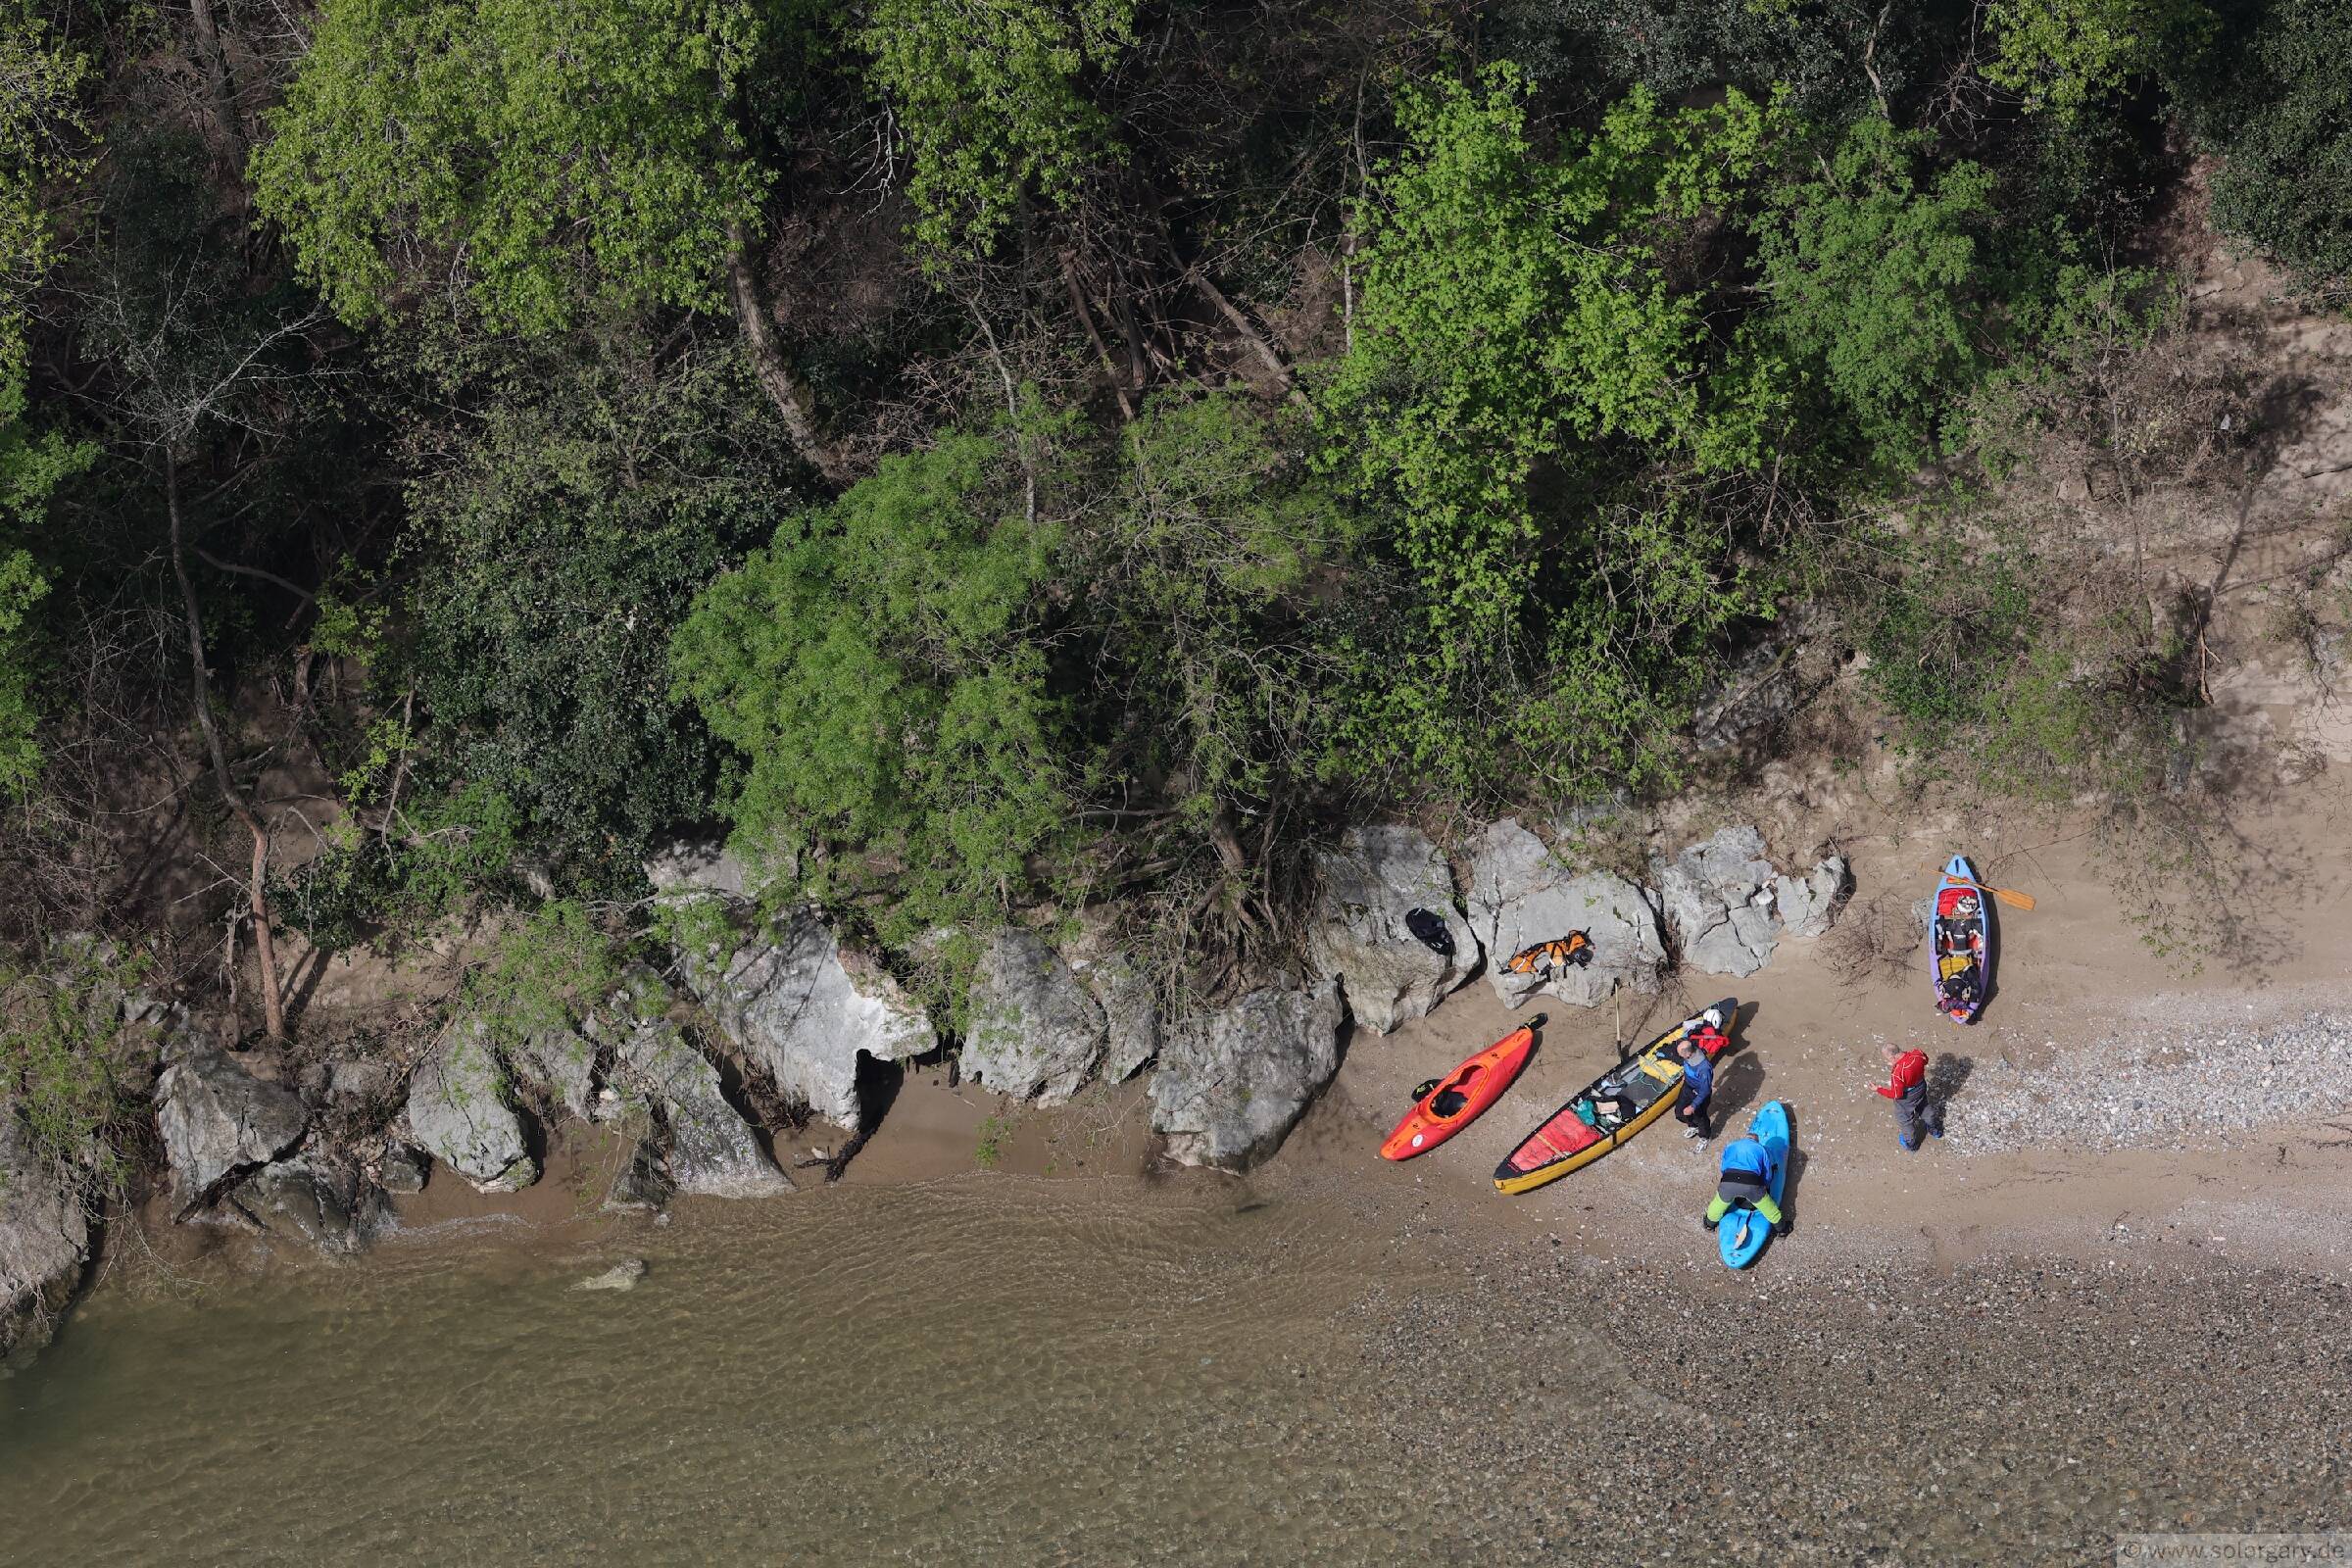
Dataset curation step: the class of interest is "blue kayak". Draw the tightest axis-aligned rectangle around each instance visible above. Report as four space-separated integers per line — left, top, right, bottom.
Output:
1719 1100 1790 1269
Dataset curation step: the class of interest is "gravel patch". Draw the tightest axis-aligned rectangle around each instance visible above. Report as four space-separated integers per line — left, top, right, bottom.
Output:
1950 1009 2352 1153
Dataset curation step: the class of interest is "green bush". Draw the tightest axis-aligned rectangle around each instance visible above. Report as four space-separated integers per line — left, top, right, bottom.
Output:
671 429 1074 935
400 331 797 892
2175 0 2352 297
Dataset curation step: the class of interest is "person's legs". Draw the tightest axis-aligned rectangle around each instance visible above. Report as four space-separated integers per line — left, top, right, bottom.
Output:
1704 1196 1731 1225
1892 1091 1920 1151
1675 1083 1711 1139
1751 1194 1784 1226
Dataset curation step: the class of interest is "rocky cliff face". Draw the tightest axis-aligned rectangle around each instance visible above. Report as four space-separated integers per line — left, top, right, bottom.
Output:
404 1024 537 1195
960 930 1107 1106
1466 818 1667 1009
1303 825 1480 1035
0 1110 92 1362
598 972 795 1202
1149 978 1346 1170
683 905 937 1129
156 1038 312 1211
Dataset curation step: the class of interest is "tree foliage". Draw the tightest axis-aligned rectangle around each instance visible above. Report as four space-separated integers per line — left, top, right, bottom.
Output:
252 0 769 332
860 0 1137 258
1319 69 1788 793
1752 115 1994 467
672 430 1072 929
2175 0 2352 297
400 326 797 886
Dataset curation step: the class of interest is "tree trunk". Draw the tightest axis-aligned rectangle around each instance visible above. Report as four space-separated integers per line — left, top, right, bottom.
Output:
723 222 849 484
1191 270 1308 407
166 454 285 1041
1059 249 1138 423
187 0 248 174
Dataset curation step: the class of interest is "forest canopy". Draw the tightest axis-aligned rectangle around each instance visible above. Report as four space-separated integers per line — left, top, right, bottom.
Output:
0 0 2343 1021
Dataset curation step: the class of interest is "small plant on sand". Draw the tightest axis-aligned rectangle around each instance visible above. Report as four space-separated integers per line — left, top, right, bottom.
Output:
974 1113 1008 1170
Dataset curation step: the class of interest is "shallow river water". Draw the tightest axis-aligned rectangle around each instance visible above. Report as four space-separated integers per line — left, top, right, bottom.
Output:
3 1168 2341 1565
0 1178 1515 1565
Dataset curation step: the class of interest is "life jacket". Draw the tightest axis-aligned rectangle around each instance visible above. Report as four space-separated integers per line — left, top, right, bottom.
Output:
1505 931 1592 975
1720 1137 1771 1180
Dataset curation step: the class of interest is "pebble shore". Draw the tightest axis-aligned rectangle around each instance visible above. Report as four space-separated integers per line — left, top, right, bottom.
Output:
1948 1010 2352 1153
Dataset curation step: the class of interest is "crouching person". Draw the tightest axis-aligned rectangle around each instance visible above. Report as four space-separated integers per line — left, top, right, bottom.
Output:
1700 1134 1787 1236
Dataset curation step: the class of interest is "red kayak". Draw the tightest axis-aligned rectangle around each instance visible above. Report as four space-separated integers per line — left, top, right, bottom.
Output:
1380 1016 1543 1160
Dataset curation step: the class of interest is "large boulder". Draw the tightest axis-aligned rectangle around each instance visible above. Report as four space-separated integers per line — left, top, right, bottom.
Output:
156 1043 311 1210
508 1026 599 1123
961 931 1106 1105
1465 819 1665 1008
1774 856 1851 941
1087 961 1161 1083
1652 825 1783 978
238 1152 389 1253
1150 978 1345 1170
405 1025 537 1194
0 1109 90 1362
602 992 795 1201
1302 825 1480 1035
684 906 936 1128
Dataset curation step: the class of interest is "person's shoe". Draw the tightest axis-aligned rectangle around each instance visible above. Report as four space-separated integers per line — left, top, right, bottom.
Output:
1700 1215 1719 1232
1684 1126 1702 1139
1898 1135 1916 1152
1773 1218 1791 1238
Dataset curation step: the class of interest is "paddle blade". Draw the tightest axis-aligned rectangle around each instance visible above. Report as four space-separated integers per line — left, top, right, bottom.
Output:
1992 886 2035 911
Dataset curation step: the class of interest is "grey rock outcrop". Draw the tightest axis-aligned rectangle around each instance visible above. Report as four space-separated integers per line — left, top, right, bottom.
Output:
1465 819 1666 1008
1652 829 1850 976
603 1002 795 1200
405 1025 536 1194
1774 856 1851 941
375 1143 427 1194
156 1044 310 1209
961 931 1106 1105
1653 825 1784 978
1150 978 1345 1170
644 838 753 902
1089 962 1161 1083
684 905 936 1128
1303 825 1480 1035
240 1153 389 1253
0 1110 91 1361
509 1027 598 1123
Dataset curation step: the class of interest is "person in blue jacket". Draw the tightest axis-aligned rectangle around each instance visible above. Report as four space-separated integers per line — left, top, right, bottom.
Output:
1672 1030 1716 1140
1700 1134 1788 1236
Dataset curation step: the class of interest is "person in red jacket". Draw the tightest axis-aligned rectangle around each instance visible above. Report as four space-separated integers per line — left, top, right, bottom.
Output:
1873 1043 1945 1150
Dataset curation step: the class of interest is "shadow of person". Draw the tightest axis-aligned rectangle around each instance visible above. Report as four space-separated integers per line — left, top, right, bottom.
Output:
1710 1052 1766 1126
1782 1140 1809 1224
1929 1053 1976 1110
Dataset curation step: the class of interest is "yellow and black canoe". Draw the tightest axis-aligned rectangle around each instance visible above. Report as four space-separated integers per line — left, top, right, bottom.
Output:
1492 999 1737 1196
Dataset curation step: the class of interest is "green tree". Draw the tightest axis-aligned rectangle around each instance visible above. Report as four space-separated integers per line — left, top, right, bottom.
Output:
671 430 1072 930
1983 0 2207 117
398 328 799 890
1751 115 1994 467
0 4 95 797
252 0 766 334
859 0 1137 258
1073 392 1359 858
1318 69 1787 793
2173 0 2352 298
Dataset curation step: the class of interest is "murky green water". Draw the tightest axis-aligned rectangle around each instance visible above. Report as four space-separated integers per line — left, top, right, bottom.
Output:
0 1179 1509 1566
3 1172 2335 1565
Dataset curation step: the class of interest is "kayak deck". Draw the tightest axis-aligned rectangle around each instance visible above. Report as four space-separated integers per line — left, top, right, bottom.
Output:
1493 1002 1734 1195
1381 1021 1539 1160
